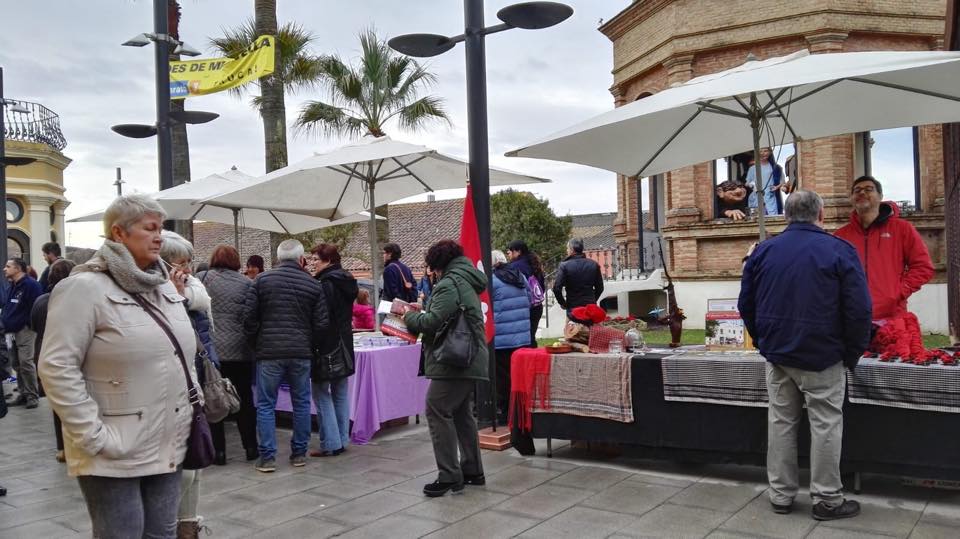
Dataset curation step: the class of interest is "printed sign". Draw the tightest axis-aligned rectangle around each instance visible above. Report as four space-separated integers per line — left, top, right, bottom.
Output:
169 35 275 99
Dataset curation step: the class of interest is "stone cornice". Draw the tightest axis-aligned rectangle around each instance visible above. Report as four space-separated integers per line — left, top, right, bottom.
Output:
610 9 945 86
3 140 72 170
600 0 674 42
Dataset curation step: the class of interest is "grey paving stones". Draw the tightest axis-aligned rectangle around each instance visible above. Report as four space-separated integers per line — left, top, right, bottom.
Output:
518 505 639 538
615 503 731 538
668 481 766 513
580 479 683 516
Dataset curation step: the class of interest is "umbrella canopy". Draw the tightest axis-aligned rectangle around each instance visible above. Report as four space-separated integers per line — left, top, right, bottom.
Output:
507 49 960 238
69 168 377 238
202 136 550 219
201 136 550 328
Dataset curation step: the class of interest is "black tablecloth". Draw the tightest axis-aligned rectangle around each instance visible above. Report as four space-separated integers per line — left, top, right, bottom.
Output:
527 355 960 479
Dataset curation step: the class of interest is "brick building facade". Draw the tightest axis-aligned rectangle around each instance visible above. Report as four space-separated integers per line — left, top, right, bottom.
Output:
600 0 949 332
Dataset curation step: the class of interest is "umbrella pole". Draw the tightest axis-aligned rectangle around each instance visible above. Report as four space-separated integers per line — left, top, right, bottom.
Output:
232 208 240 253
369 181 381 332
750 93 767 241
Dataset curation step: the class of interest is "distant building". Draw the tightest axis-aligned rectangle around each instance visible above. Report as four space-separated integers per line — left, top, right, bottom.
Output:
3 99 70 269
571 211 661 277
600 0 948 332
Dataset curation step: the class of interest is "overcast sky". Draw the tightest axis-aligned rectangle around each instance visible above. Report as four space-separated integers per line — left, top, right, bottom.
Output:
1 0 630 248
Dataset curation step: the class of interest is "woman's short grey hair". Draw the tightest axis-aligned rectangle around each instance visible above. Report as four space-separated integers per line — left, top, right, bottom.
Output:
277 239 304 261
491 249 507 267
103 194 166 239
567 238 585 254
784 190 823 224
159 230 194 263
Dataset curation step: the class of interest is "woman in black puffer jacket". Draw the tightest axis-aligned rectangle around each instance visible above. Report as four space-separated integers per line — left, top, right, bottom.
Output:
308 243 357 457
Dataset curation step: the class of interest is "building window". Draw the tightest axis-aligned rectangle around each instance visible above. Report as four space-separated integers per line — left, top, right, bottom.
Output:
862 127 921 211
7 238 22 259
6 199 23 223
712 145 795 219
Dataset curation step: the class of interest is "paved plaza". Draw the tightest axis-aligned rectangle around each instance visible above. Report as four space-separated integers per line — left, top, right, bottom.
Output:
1 400 959 538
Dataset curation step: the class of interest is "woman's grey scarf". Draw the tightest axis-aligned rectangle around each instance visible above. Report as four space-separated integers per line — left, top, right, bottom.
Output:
95 239 169 294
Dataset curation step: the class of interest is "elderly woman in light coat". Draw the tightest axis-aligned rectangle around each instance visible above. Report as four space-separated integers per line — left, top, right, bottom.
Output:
39 194 199 538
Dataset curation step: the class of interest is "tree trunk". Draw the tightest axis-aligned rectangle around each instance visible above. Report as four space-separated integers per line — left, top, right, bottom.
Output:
255 0 287 173
169 0 192 241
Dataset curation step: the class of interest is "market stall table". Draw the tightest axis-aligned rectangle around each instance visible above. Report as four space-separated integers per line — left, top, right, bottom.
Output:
511 349 960 487
275 342 427 444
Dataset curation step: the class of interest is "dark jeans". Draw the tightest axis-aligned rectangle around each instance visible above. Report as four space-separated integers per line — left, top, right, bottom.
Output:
529 304 544 347
77 470 182 539
425 379 484 483
216 362 258 453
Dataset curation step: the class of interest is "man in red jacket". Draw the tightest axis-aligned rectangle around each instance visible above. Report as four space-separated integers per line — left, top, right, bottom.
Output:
834 176 934 321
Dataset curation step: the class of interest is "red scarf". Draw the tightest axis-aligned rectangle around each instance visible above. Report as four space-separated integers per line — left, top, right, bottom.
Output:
508 348 552 432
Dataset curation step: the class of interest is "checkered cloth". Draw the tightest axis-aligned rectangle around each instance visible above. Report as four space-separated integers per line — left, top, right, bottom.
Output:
848 357 960 414
661 351 769 407
533 352 634 423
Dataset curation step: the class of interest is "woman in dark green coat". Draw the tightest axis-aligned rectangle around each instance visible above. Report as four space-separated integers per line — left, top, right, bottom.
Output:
402 240 488 497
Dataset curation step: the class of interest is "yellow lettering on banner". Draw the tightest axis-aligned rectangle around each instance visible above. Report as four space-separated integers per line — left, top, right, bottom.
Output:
169 35 275 99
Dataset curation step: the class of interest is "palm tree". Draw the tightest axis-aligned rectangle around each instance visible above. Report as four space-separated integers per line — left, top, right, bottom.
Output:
210 12 323 172
294 28 450 139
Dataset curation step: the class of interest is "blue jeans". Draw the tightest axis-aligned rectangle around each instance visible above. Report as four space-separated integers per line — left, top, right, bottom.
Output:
256 359 311 460
312 377 351 452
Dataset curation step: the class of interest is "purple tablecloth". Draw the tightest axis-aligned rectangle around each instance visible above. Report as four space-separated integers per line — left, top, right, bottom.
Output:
275 343 427 444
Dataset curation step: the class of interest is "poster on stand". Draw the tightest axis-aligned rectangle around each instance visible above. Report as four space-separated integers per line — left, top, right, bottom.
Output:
705 298 752 350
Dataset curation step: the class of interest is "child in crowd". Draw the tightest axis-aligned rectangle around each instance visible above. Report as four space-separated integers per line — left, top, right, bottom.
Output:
352 288 375 330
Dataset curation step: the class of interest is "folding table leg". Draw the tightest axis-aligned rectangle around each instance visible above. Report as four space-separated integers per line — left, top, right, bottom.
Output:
416 414 420 424
854 472 862 494
547 437 552 458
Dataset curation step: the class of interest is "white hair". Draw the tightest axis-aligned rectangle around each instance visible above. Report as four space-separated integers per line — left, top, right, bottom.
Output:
491 249 508 267
277 239 304 261
159 230 194 264
103 194 166 240
784 190 823 224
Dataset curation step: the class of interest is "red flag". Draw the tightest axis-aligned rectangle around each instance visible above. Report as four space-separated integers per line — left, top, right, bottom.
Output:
460 184 495 341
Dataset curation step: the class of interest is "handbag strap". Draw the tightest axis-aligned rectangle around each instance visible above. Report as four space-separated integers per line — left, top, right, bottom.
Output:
130 294 202 406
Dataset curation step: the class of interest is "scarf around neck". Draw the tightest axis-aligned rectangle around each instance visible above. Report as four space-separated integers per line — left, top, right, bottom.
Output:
94 239 169 294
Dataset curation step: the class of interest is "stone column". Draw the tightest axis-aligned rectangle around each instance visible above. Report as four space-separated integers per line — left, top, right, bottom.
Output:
801 32 854 221
53 199 69 250
26 196 56 270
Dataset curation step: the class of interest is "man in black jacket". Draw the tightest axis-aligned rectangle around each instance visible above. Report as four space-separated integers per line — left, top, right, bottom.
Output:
552 238 604 319
244 240 329 472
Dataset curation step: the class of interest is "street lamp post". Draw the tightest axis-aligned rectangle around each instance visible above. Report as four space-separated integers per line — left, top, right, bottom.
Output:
0 67 36 267
390 1 573 429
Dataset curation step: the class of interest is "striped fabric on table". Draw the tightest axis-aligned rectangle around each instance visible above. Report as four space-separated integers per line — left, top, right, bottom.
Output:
661 351 769 407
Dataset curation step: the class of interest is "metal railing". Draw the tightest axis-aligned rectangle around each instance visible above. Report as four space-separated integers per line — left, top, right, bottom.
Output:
3 99 67 151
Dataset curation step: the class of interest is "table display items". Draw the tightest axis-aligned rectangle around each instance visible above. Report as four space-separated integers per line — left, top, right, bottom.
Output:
378 299 421 343
704 298 751 350
864 312 960 366
657 237 685 348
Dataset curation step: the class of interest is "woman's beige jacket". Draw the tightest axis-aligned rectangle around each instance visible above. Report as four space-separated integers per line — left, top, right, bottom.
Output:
38 262 198 478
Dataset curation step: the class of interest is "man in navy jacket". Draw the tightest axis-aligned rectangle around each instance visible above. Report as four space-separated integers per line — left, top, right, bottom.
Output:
2 258 44 408
738 190 871 522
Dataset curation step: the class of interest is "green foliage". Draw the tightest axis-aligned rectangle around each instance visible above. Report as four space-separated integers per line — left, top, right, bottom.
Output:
490 189 572 275
294 28 450 138
209 19 323 106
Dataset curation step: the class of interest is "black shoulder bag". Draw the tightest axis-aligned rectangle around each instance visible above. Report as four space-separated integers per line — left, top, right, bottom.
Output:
313 281 355 381
131 294 215 470
431 278 479 369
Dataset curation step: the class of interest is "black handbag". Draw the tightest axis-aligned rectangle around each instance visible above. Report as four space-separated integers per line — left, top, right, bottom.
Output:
131 294 215 470
431 278 479 369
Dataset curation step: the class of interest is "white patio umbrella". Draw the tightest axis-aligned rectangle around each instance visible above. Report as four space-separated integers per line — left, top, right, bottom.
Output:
202 136 550 323
507 49 960 239
69 168 377 249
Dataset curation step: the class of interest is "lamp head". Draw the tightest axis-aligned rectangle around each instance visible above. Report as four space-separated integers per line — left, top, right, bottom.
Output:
169 110 219 125
111 124 158 139
388 34 456 58
174 42 202 57
122 33 154 47
497 2 573 30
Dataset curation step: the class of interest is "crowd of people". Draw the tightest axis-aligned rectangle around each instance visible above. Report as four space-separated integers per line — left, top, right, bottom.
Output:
0 193 555 536
716 147 792 220
0 170 939 532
